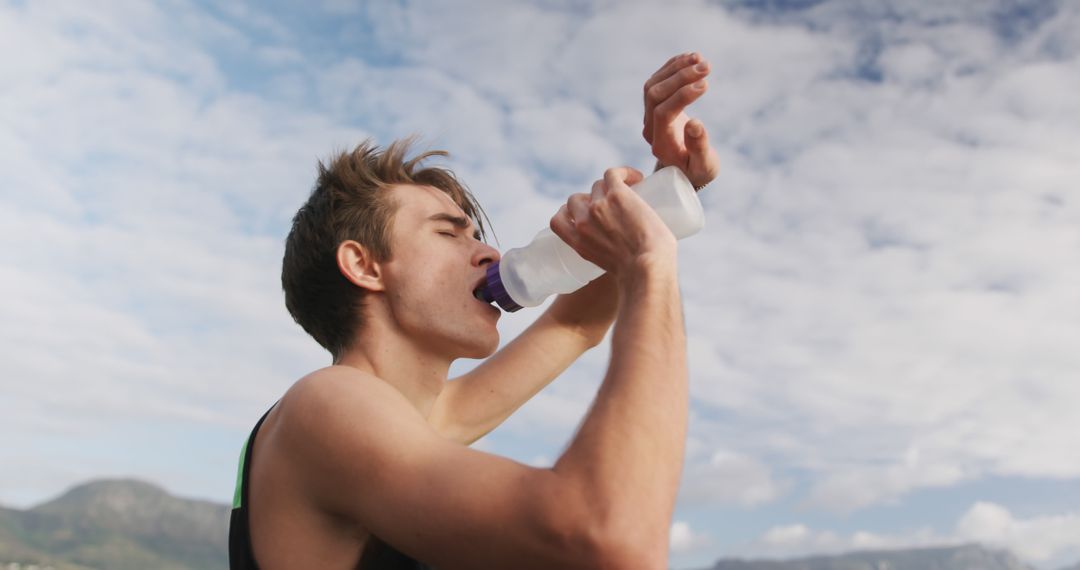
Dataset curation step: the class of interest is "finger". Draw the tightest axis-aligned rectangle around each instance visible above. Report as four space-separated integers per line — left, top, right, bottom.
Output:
643 52 703 142
567 192 591 225
643 62 710 144
653 79 707 130
684 119 719 189
645 52 699 92
549 203 577 244
645 59 710 118
590 179 607 202
603 166 645 194
648 53 688 85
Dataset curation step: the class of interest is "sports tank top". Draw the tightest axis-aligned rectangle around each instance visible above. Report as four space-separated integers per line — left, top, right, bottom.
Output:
229 405 437 569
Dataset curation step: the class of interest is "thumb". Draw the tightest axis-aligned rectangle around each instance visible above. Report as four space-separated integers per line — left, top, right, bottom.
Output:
685 118 708 156
685 119 719 188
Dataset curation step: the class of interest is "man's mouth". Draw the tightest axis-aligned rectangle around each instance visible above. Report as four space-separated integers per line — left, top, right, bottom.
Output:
471 280 500 314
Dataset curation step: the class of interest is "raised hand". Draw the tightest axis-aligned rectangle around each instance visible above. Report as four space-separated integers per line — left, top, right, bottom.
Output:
549 167 676 276
642 52 721 190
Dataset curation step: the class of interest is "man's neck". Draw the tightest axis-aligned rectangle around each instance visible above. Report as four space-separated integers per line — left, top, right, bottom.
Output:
335 324 450 420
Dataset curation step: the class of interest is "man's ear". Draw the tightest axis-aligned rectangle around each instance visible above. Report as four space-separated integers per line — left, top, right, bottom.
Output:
336 240 385 292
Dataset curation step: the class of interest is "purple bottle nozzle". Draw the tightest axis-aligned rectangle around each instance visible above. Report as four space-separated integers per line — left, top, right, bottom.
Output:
479 261 523 313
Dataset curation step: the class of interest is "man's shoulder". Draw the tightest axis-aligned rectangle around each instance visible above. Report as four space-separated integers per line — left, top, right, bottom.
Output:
288 365 380 395
276 366 422 442
265 366 438 509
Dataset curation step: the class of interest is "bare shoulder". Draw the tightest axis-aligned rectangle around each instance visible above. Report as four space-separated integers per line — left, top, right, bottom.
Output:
255 366 611 569
270 367 433 509
276 365 427 456
282 365 417 420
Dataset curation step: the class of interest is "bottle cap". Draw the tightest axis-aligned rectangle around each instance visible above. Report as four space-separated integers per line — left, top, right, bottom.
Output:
479 261 523 313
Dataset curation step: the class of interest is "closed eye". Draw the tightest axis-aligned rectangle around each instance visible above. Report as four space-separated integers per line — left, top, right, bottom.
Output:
438 231 456 238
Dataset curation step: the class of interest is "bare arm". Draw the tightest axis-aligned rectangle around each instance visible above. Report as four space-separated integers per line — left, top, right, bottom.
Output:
281 370 607 570
554 258 686 564
428 273 618 445
431 51 717 447
547 166 689 566
282 167 687 569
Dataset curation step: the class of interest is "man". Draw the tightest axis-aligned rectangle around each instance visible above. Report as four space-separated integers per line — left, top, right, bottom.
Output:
230 52 720 569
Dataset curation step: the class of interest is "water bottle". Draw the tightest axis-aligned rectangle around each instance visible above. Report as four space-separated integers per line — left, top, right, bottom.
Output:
478 166 705 312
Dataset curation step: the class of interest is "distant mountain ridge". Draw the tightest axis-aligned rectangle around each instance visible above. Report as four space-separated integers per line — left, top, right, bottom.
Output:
705 543 1035 570
0 479 228 570
1 479 1078 570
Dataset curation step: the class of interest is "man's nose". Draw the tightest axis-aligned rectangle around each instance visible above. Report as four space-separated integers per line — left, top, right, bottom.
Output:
473 242 500 267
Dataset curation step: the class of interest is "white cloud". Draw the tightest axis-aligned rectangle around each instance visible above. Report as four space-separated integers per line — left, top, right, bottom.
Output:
745 522 948 561
679 449 786 507
739 501 1080 569
802 458 970 513
666 0 1080 511
957 502 1080 565
670 520 712 554
3 0 1079 532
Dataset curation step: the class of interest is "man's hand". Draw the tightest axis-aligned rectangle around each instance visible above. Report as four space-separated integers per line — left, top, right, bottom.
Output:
643 52 721 189
550 167 676 277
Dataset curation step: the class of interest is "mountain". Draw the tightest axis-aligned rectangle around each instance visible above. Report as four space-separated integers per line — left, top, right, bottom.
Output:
4 481 1079 570
704 544 1033 570
707 545 1080 570
0 479 229 570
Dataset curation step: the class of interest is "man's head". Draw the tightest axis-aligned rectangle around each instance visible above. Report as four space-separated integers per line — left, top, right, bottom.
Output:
282 138 495 361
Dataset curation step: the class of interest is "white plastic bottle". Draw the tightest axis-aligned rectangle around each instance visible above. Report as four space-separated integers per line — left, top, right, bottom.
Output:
478 166 705 312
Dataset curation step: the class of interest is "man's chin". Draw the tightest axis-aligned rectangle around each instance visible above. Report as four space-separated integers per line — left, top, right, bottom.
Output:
458 334 500 360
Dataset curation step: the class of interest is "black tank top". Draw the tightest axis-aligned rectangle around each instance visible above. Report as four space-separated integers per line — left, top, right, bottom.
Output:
229 405 437 569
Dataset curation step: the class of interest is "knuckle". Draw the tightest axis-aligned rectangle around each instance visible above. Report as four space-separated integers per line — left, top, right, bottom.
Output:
679 82 701 100
549 218 563 237
644 84 662 105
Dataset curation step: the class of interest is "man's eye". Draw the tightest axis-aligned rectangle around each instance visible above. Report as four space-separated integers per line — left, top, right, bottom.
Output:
438 231 456 237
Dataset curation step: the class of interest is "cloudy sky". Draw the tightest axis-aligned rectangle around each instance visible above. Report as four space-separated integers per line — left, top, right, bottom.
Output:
2 0 1078 568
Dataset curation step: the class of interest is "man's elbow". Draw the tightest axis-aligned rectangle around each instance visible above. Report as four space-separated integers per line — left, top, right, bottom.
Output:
589 528 668 569
556 508 668 569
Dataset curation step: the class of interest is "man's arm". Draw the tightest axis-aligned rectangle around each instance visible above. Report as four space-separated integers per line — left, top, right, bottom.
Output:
545 167 688 564
428 273 618 445
279 168 687 569
430 52 718 445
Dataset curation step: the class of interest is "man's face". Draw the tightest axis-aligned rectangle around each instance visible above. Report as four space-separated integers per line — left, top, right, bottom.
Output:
378 184 501 360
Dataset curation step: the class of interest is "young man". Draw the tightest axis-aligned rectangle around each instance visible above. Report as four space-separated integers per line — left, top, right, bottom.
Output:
230 52 720 569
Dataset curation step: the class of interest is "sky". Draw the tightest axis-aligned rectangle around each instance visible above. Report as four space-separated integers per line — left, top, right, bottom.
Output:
1 0 1078 568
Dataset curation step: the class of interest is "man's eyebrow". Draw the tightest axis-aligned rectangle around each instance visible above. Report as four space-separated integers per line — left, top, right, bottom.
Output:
427 213 481 240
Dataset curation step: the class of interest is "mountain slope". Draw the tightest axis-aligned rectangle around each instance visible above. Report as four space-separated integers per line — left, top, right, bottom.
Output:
1 479 229 570
3 480 1078 570
707 543 1034 570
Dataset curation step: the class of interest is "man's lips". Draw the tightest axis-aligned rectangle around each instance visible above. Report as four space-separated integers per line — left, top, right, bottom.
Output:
472 275 490 303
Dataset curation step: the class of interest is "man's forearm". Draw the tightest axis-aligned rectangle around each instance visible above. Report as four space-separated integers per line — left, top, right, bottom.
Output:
545 272 619 347
553 258 687 561
427 274 619 445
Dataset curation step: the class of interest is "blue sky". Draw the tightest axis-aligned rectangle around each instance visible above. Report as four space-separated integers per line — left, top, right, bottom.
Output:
2 1 1079 568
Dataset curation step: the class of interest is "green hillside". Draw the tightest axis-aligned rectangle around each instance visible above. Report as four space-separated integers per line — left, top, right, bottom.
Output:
2 480 1077 570
0 479 228 570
